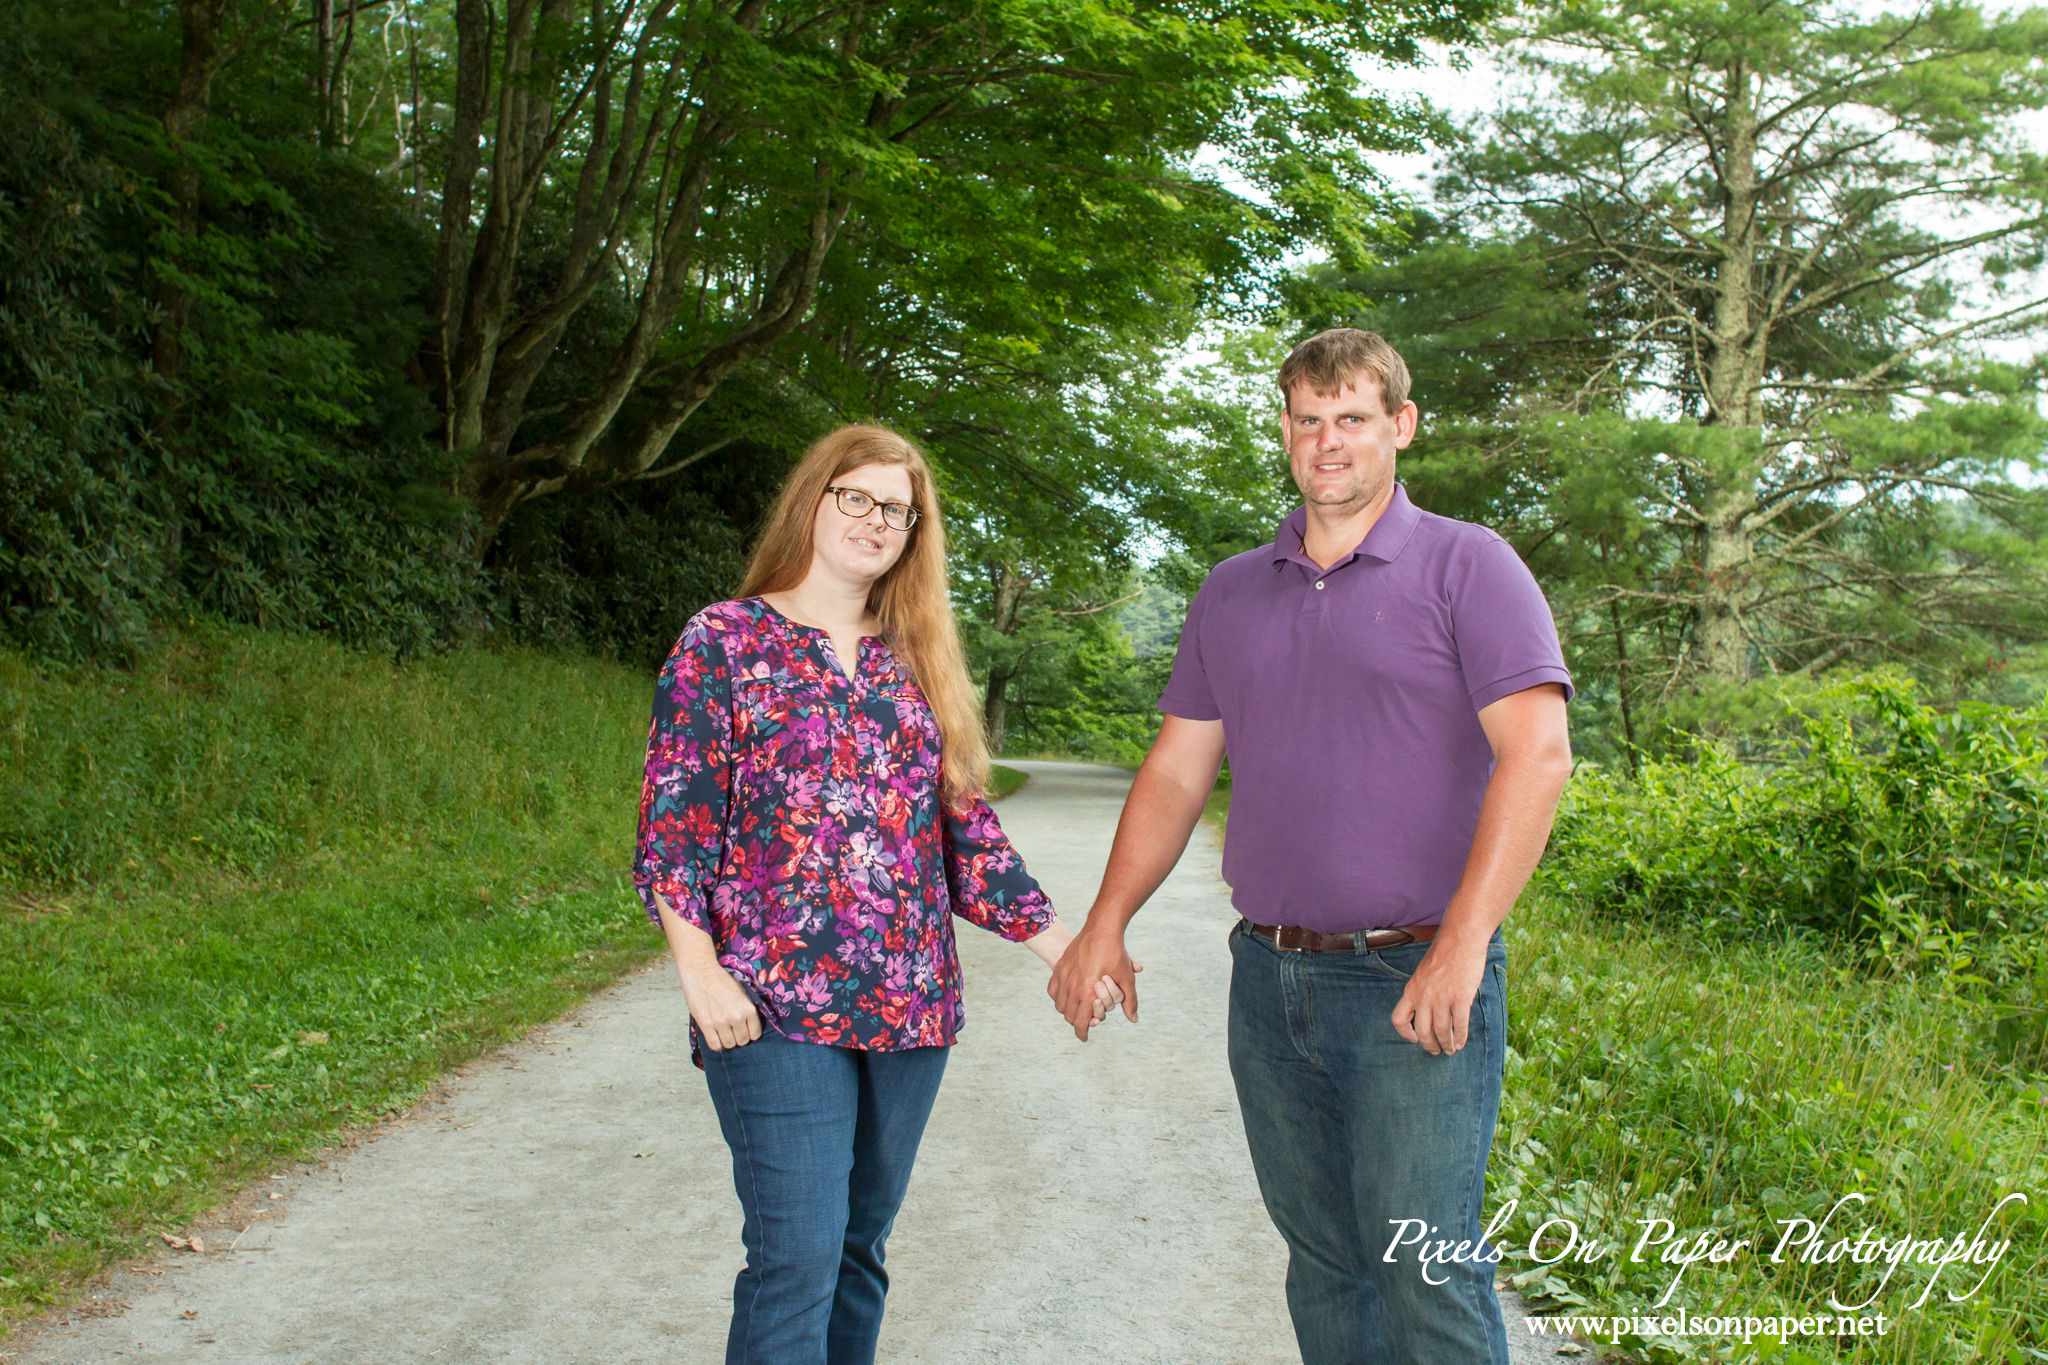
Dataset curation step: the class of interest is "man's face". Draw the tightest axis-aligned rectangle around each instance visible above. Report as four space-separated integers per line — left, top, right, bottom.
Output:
1280 376 1418 515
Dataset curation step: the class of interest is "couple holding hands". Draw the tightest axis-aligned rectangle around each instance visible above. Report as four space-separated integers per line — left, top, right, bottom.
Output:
633 330 1575 1365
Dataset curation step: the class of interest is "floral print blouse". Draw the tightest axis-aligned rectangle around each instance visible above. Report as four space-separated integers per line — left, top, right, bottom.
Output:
634 597 1053 1052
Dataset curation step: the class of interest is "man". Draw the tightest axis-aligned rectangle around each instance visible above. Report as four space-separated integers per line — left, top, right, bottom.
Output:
1050 329 1573 1365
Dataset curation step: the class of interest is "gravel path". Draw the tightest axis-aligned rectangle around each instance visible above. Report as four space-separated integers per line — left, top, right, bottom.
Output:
15 760 1559 1364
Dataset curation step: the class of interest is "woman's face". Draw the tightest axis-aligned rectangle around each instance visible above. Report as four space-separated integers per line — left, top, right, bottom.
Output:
806 461 916 591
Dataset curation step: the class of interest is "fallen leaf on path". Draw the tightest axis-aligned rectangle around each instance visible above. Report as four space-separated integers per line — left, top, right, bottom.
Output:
189 1235 205 1253
180 1309 197 1320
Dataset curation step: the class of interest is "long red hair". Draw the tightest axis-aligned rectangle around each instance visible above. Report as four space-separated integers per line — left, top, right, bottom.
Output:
738 425 989 807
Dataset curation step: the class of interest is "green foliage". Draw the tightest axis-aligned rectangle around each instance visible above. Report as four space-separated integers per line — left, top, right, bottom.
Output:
1118 576 1188 660
1495 895 2046 1363
484 459 764 670
0 625 658 1320
1546 678 2048 1052
1001 626 1171 764
0 622 643 887
0 84 165 660
0 5 480 663
1 0 1481 687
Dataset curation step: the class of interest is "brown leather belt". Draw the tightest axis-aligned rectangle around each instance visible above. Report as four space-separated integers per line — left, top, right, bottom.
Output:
1245 919 1440 953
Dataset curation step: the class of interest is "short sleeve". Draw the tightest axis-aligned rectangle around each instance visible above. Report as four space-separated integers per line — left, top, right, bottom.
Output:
942 798 1054 941
1451 536 1575 712
1156 577 1221 720
633 614 735 932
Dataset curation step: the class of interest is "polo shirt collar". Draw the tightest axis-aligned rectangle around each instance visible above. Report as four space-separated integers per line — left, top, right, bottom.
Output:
1271 483 1424 570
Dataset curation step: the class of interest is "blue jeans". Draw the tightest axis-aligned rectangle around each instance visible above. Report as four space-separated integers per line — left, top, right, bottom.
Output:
699 1030 949 1365
1228 921 1509 1365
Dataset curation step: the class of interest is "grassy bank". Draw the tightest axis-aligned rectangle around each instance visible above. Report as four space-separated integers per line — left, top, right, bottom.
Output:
988 764 1030 801
0 625 659 1329
1498 892 2044 1364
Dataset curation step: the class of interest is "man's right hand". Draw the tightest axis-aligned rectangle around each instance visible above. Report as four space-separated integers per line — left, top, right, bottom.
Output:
681 962 762 1051
1049 922 1141 1040
1046 715 1225 1041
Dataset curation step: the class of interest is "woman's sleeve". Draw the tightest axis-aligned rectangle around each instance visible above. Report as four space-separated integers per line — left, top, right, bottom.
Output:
633 615 734 934
942 796 1055 942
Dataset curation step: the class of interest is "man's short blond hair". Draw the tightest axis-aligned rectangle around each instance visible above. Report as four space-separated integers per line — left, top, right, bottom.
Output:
1277 328 1411 416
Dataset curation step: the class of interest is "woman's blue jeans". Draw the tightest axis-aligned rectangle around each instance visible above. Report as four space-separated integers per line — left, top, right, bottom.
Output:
699 1029 949 1365
1228 920 1510 1365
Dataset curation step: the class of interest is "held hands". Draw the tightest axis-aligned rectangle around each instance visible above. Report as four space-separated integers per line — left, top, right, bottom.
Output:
1029 918 1139 1041
1048 922 1142 1042
1085 973 1127 1030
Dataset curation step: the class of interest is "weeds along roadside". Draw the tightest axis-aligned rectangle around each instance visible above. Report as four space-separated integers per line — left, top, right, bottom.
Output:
1497 892 2045 1364
0 623 660 1332
1504 678 2048 1360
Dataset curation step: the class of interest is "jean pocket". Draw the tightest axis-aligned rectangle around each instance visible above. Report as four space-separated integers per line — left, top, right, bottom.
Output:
1360 942 1429 981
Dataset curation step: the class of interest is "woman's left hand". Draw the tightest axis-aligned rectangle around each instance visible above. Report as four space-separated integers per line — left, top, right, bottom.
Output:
1089 972 1125 1027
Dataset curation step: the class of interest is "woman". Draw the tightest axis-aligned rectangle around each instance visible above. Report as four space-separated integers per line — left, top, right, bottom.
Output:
633 424 1116 1365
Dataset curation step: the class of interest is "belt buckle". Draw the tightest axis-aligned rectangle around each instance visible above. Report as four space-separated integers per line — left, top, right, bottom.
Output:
1274 924 1314 952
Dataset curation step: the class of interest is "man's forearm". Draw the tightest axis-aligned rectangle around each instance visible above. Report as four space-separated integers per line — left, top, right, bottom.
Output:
1391 685 1570 1054
1053 714 1225 1037
1083 758 1214 932
1434 748 1572 953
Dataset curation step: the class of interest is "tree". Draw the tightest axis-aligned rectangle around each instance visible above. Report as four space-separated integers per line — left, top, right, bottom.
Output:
2 0 1480 669
1304 0 2048 708
397 0 1487 541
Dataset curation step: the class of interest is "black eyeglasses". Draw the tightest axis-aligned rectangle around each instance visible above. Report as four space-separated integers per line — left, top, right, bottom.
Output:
824 485 919 531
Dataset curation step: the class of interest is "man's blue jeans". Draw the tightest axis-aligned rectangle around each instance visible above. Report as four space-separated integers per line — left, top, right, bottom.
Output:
699 1030 949 1365
1228 920 1510 1365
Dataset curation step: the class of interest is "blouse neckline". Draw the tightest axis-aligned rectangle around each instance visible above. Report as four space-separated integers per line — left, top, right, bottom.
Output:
752 596 882 683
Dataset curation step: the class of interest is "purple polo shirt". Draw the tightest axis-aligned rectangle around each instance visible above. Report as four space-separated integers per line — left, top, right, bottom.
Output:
1158 486 1572 933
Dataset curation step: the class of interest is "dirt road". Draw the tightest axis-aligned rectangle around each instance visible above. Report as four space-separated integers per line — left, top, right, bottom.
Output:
16 761 1556 1364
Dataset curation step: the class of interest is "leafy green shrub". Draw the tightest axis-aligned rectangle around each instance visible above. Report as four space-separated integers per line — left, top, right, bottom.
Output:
1546 677 2048 1005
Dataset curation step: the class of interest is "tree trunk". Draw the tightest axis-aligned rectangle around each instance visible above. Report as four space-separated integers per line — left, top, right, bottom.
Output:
984 666 1012 756
1699 494 1753 685
981 560 1028 752
313 0 334 145
151 0 228 393
419 0 902 546
1695 61 1768 686
1598 537 1638 775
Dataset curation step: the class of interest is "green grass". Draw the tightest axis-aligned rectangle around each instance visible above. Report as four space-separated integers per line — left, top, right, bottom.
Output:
1200 785 2045 1363
1498 892 2045 1364
0 625 661 1331
987 764 1030 801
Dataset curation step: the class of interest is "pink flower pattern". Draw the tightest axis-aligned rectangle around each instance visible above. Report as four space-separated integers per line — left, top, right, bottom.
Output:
634 598 1053 1052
